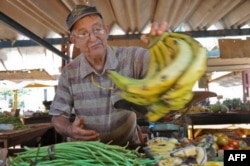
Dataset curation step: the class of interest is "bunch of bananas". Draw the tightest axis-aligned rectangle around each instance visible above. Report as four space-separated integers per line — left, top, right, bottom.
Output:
144 137 209 165
108 32 207 122
144 137 179 159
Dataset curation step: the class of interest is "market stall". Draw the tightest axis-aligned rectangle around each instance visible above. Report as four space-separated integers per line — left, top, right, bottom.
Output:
0 123 52 148
185 112 250 139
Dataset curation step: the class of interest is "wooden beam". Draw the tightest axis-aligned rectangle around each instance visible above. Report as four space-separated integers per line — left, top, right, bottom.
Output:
207 64 250 72
209 71 241 82
207 57 250 72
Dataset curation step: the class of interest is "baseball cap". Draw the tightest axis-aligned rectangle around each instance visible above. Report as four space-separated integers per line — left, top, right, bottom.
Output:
66 5 103 31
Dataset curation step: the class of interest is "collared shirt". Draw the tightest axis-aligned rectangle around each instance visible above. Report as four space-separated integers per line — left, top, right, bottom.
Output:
49 45 149 145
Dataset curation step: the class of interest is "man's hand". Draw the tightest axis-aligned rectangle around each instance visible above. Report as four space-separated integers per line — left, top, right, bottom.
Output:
140 21 168 44
70 118 100 141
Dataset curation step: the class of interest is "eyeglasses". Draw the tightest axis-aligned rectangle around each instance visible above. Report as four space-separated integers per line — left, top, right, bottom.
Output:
72 25 105 41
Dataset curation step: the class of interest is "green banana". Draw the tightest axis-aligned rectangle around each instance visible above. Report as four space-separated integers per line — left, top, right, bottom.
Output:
126 38 194 96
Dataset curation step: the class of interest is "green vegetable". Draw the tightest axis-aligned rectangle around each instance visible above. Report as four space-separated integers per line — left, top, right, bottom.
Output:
9 141 156 166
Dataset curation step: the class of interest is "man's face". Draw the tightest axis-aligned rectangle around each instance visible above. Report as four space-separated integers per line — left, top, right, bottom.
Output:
70 15 109 60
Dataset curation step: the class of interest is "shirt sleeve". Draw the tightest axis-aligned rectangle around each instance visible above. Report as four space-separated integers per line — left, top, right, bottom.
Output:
49 71 73 118
115 46 150 79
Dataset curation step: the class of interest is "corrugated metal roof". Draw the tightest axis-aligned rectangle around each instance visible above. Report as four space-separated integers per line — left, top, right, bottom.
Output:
0 0 249 83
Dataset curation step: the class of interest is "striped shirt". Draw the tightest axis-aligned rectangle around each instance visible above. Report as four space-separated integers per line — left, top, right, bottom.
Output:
49 45 149 145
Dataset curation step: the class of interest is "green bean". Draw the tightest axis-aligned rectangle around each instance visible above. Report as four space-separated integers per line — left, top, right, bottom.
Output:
83 146 107 165
96 150 120 166
9 141 156 166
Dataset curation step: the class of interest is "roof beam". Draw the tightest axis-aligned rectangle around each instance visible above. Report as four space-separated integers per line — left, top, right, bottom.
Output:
0 28 250 48
0 38 66 48
0 12 70 61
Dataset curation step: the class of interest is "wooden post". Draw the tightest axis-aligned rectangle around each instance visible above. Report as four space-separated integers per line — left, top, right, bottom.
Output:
13 89 18 110
242 70 250 102
61 42 70 69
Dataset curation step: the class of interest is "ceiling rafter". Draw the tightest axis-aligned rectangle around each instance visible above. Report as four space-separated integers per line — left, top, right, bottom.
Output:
7 0 66 35
0 12 70 61
201 0 242 29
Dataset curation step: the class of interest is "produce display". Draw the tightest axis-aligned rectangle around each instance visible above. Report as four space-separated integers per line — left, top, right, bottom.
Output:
108 32 207 122
3 33 249 166
196 132 248 151
205 103 229 114
0 112 27 130
9 141 155 166
222 98 250 111
9 137 230 166
143 136 224 166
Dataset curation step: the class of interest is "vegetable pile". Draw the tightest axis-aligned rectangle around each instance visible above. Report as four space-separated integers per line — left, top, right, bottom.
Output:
9 141 156 166
0 112 27 130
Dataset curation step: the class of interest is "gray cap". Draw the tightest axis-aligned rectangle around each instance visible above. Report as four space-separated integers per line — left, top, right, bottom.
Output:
66 5 102 31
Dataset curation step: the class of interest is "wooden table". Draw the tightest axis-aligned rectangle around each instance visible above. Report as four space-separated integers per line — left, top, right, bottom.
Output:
0 123 52 148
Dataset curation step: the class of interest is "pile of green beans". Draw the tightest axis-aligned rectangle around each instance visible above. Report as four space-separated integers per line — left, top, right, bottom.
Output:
9 141 156 166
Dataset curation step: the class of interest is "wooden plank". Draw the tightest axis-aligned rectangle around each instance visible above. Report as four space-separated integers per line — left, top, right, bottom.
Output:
207 64 250 72
0 69 55 81
219 39 250 58
0 123 52 148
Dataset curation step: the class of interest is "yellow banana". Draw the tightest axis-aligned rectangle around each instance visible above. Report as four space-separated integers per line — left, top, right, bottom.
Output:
126 38 194 96
108 34 170 92
117 91 159 106
143 46 160 80
158 158 183 166
147 137 170 145
154 40 174 66
170 145 207 165
148 144 176 152
150 44 166 70
169 32 200 48
146 111 168 122
147 32 170 48
163 36 179 59
170 145 197 158
173 45 207 89
165 91 194 111
146 101 172 122
161 82 195 100
107 70 143 91
196 147 208 164
169 32 202 61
